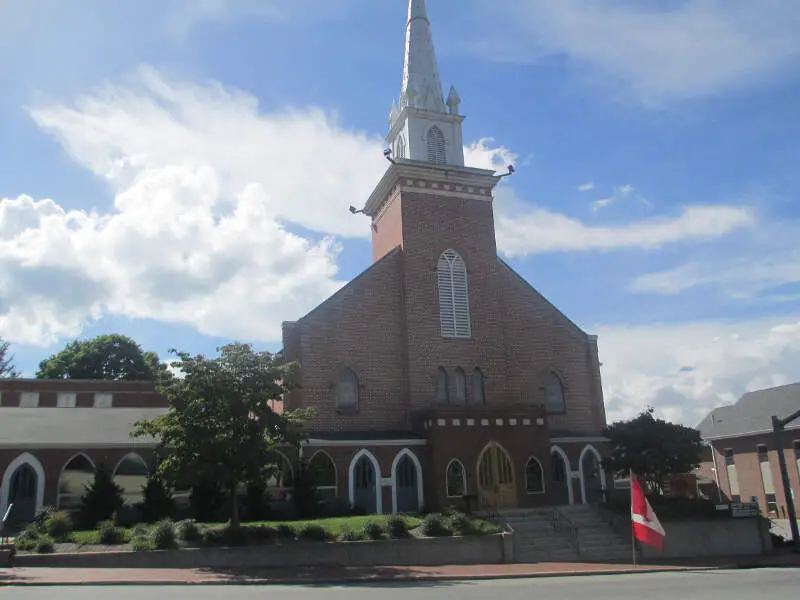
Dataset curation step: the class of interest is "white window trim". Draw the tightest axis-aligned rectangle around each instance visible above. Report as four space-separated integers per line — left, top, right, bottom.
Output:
445 458 468 498
390 448 424 513
57 392 77 408
308 450 337 497
550 445 574 505
524 456 546 495
578 444 607 504
93 393 113 408
56 452 96 509
348 449 383 514
19 391 39 408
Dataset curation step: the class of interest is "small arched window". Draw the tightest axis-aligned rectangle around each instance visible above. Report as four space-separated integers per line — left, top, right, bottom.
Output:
436 367 449 404
113 454 149 506
446 459 467 498
544 372 566 414
396 134 407 159
58 453 95 510
426 126 446 164
472 368 485 405
453 368 466 405
437 249 471 338
308 451 337 499
336 368 359 410
525 457 545 494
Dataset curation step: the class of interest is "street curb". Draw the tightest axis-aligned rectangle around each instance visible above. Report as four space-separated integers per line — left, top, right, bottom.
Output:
2 561 796 586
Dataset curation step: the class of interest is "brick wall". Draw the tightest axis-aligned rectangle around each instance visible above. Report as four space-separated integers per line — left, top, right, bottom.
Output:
0 379 166 408
709 433 800 517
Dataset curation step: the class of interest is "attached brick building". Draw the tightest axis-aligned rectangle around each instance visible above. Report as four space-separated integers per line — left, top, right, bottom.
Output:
280 0 610 515
0 379 166 528
696 382 800 539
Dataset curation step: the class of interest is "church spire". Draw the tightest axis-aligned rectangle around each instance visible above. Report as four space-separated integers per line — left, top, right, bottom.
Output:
387 0 465 167
400 0 445 113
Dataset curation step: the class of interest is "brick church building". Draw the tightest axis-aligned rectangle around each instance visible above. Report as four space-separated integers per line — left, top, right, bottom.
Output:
281 0 609 515
0 0 610 526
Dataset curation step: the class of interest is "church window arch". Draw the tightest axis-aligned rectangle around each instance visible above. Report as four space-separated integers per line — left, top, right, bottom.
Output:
396 134 407 159
336 368 359 410
436 367 449 404
453 368 466 405
544 372 566 414
437 249 471 338
426 126 446 164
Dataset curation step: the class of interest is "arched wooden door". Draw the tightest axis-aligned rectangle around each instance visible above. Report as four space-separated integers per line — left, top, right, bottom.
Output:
477 442 517 509
8 464 38 526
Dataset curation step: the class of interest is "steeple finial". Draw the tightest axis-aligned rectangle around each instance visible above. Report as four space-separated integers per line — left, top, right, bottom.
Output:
400 0 446 113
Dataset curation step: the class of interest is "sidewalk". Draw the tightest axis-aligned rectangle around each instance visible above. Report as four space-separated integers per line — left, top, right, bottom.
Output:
2 554 799 586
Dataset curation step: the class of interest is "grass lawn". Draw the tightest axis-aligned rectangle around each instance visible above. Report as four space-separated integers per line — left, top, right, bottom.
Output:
56 513 498 547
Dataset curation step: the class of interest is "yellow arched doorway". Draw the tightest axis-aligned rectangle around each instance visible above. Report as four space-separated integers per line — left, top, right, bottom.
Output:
476 442 517 509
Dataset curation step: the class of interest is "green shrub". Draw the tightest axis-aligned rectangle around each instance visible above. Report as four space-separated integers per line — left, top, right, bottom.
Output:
298 524 327 542
440 505 459 517
113 505 142 528
44 510 73 541
132 535 155 552
80 463 124 528
201 527 225 546
152 519 177 550
16 526 39 542
362 521 384 541
140 475 175 524
96 520 126 545
275 524 295 539
35 538 55 554
14 536 38 552
221 525 250 547
132 524 151 538
421 513 452 537
176 519 202 543
338 525 363 542
385 514 410 539
33 507 56 532
448 512 475 535
248 525 278 544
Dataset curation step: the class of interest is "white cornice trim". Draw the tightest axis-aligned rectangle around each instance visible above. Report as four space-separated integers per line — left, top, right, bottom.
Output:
306 438 427 447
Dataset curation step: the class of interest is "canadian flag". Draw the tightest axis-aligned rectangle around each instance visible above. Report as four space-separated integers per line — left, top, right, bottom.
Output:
631 475 666 551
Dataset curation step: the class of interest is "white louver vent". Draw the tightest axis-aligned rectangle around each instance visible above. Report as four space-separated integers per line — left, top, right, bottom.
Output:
437 249 471 338
427 126 446 164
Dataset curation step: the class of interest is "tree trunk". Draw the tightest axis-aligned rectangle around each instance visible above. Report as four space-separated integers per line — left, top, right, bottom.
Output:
230 481 240 528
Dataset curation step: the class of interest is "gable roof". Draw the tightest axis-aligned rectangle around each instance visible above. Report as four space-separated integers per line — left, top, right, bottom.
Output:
696 382 800 440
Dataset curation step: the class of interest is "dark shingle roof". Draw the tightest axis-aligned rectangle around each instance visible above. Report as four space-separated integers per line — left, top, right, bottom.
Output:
696 382 800 439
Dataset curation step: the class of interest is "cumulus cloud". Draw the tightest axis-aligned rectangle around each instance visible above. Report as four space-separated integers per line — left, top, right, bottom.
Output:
577 182 595 192
479 0 800 104
495 188 753 257
597 317 800 426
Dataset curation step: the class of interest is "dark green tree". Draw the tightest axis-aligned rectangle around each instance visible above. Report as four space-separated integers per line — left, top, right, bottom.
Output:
603 407 704 495
80 462 124 528
139 474 176 523
0 338 19 378
36 334 172 383
131 343 296 527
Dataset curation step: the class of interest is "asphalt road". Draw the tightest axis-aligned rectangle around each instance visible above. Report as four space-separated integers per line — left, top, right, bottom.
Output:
3 568 799 599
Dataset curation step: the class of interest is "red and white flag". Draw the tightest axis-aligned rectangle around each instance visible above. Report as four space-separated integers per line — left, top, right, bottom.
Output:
631 475 665 551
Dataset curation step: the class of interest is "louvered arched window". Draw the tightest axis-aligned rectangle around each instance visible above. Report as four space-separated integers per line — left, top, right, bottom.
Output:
437 249 471 338
396 134 406 159
426 126 446 164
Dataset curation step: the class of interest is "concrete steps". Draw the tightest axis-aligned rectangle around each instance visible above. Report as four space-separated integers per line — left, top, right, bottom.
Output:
497 505 633 564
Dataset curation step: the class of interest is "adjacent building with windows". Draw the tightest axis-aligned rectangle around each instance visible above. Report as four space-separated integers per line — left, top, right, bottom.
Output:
280 0 609 515
696 382 800 538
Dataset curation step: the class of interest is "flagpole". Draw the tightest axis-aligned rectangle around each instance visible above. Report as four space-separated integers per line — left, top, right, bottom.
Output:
631 470 637 568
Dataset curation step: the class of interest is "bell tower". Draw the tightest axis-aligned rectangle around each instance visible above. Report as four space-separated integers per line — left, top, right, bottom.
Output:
387 0 465 166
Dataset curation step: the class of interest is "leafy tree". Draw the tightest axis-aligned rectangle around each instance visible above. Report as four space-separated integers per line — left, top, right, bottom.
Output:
80 462 124 528
36 334 172 382
0 338 19 378
603 407 704 495
131 343 295 527
139 474 176 523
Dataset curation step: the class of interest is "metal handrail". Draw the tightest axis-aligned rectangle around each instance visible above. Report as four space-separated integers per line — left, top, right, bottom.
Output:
1 503 12 544
551 506 580 553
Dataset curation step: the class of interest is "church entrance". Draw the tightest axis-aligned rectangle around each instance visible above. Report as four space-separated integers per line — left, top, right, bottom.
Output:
477 442 517 509
352 455 378 514
394 455 418 513
8 464 38 526
552 451 572 505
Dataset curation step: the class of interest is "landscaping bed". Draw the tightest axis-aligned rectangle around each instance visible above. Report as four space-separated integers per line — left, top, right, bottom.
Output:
13 510 500 556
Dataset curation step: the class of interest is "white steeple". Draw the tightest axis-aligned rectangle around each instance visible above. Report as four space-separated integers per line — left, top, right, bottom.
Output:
387 0 465 167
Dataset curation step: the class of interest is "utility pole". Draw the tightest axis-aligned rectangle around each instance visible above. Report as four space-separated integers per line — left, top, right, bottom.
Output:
771 409 800 553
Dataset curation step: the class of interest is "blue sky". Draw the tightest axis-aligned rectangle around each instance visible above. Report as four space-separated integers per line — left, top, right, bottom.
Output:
1 0 799 425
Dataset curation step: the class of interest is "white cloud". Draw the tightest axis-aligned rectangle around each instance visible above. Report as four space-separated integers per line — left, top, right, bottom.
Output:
618 185 634 196
577 182 595 192
495 188 753 257
597 317 800 426
592 197 616 212
631 249 800 298
485 0 800 104
0 68 521 346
